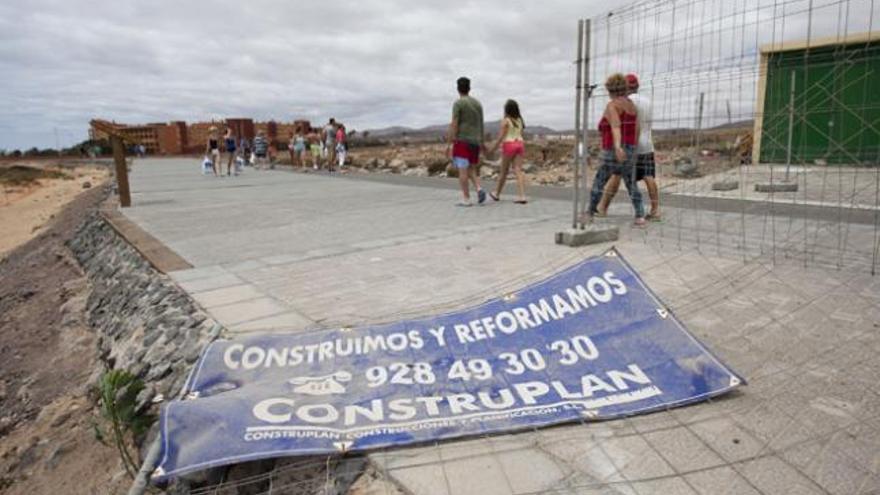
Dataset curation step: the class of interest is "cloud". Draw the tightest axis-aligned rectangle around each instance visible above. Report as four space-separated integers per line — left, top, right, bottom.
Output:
0 0 875 150
0 0 597 149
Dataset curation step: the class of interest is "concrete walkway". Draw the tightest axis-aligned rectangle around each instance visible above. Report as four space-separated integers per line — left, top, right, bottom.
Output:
123 158 880 494
123 160 582 333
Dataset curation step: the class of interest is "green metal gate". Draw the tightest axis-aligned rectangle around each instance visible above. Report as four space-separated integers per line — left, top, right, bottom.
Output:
759 40 880 165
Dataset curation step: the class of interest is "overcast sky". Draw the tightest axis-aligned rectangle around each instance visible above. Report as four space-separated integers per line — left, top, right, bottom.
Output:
0 0 618 150
2 0 875 150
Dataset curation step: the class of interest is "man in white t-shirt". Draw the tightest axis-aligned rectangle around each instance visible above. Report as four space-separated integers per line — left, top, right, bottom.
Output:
599 73 660 220
322 118 337 172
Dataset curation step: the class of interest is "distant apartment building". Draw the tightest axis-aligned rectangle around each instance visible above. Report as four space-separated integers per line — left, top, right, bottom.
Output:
89 118 313 155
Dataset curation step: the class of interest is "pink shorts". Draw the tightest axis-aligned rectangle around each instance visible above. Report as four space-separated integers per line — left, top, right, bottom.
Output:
502 140 525 158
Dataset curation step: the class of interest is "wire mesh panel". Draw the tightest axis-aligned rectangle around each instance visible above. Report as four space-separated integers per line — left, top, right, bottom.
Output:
583 0 880 274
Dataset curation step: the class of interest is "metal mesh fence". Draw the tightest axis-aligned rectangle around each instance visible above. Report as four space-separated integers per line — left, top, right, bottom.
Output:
575 0 880 275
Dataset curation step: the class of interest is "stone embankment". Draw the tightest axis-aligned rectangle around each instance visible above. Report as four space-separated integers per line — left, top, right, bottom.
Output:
68 213 221 415
66 212 366 493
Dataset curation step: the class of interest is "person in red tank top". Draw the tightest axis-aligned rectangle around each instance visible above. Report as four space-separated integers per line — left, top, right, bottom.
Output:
588 73 646 224
599 74 661 221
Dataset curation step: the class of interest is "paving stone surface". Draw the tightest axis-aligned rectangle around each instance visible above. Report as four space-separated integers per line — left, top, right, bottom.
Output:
663 164 880 210
123 159 880 494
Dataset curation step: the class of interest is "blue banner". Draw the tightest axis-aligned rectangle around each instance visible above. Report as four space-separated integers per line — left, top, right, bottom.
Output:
153 249 743 482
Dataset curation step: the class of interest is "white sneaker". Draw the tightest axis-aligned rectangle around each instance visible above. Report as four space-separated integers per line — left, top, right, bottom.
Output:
456 200 473 207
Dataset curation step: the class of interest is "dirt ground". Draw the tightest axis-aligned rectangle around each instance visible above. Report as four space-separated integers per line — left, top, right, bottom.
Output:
0 162 109 259
0 179 129 494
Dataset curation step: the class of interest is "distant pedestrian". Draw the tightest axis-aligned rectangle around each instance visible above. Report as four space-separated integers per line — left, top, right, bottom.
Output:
240 136 251 165
288 132 297 166
598 74 660 220
307 130 322 170
223 128 237 176
292 131 306 167
268 143 278 169
253 131 269 169
448 76 486 206
322 118 337 170
335 124 347 169
206 126 220 176
489 99 528 204
589 73 645 225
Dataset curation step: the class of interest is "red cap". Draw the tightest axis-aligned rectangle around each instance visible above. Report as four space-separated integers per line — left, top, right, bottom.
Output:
625 73 639 88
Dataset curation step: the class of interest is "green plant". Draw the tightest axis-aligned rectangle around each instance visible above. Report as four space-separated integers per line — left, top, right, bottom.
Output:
95 369 155 479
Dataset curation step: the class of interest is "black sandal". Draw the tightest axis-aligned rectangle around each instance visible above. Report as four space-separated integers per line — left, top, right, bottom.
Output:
489 192 500 201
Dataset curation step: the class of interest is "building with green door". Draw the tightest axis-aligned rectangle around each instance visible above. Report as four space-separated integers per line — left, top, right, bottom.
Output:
753 32 880 165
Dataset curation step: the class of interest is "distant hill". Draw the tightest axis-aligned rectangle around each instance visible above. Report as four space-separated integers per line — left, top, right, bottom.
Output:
367 126 414 137
364 119 751 139
364 120 561 139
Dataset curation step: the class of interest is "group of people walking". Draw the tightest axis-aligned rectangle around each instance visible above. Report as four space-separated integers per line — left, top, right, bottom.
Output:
204 119 348 177
447 73 660 224
202 74 659 222
205 126 269 176
589 72 660 225
287 118 348 172
448 77 529 207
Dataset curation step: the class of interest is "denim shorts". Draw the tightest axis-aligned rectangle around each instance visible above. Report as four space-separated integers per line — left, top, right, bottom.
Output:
453 157 471 169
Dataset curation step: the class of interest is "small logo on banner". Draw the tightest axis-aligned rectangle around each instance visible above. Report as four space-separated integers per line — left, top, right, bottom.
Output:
288 371 352 396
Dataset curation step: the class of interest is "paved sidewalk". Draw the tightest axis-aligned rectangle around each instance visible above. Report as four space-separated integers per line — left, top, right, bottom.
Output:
123 159 880 494
663 164 880 211
123 160 582 333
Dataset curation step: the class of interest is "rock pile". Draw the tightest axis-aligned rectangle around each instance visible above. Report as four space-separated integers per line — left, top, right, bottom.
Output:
673 157 701 178
345 140 579 184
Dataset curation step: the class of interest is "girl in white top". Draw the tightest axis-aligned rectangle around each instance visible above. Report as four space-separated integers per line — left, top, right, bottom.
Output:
489 99 528 204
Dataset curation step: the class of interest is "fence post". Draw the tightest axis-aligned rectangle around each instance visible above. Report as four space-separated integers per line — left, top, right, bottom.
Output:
112 135 131 207
572 19 584 229
785 70 796 181
579 19 592 228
